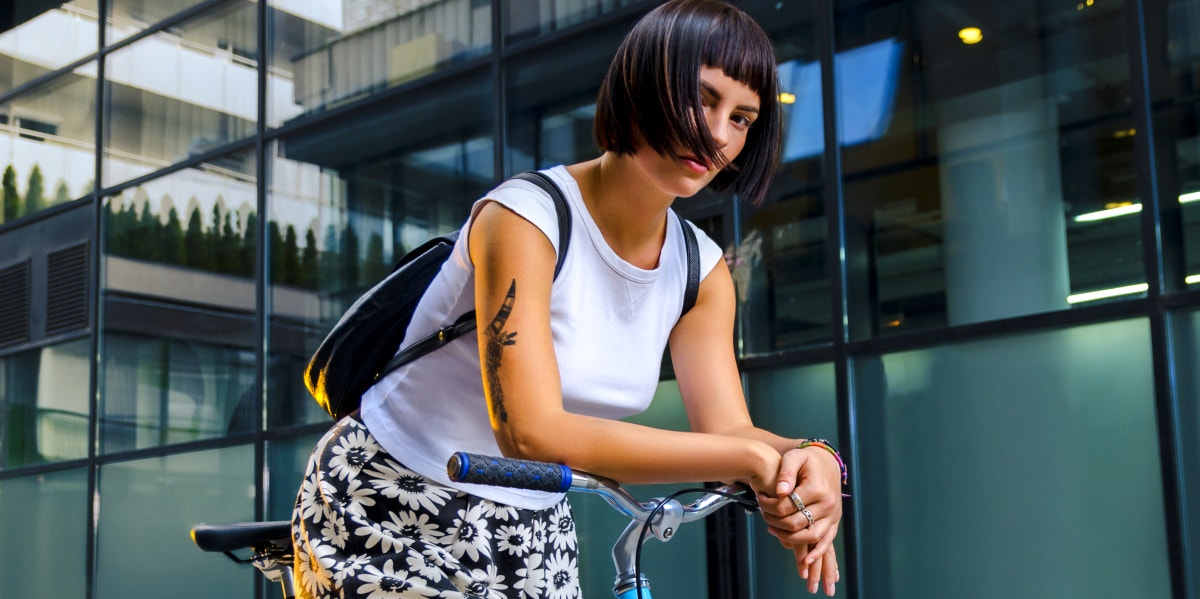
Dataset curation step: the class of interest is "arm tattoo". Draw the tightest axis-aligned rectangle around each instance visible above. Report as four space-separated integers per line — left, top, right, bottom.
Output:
484 280 518 423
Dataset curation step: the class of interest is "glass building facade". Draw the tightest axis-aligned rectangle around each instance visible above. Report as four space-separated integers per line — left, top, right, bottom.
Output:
0 0 1196 597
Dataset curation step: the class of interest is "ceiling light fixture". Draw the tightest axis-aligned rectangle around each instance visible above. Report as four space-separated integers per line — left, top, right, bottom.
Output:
958 27 983 44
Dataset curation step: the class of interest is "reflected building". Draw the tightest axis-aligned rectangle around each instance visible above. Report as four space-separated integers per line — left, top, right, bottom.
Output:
1 1 1199 598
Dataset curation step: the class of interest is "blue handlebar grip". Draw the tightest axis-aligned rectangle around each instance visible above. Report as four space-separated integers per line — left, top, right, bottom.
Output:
447 452 573 493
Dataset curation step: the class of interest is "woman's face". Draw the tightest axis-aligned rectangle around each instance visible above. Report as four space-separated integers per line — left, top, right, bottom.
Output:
632 65 761 199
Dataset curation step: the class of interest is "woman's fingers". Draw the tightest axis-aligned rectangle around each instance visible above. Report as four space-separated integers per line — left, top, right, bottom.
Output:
825 545 839 595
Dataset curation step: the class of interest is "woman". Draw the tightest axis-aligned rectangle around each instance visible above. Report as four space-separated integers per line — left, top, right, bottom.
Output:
293 1 846 597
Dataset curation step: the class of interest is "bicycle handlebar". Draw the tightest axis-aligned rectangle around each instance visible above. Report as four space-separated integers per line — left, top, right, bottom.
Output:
446 452 757 522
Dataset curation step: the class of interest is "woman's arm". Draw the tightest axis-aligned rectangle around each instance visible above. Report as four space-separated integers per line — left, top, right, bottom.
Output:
467 201 780 492
667 253 844 591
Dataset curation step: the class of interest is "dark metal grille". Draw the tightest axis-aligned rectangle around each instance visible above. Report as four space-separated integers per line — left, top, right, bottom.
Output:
46 243 90 336
0 260 31 347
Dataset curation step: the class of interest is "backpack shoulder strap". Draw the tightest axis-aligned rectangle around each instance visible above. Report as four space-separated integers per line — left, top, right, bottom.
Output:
678 216 701 318
380 171 570 376
509 170 571 278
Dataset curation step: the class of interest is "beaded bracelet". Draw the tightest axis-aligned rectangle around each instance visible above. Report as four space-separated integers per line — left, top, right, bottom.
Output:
799 438 850 495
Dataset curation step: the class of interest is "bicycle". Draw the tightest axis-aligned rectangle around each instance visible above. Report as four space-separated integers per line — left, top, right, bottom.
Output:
190 452 759 599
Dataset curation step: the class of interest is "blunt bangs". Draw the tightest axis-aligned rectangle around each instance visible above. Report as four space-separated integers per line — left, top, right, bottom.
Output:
594 0 781 205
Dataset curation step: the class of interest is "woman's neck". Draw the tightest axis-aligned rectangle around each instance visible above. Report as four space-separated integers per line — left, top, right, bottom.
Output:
566 153 674 269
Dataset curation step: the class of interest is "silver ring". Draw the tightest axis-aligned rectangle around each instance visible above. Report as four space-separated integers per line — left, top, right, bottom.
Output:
788 491 805 512
801 508 815 529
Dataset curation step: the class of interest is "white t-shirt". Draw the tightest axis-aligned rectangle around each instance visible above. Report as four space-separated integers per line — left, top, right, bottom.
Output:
360 166 724 510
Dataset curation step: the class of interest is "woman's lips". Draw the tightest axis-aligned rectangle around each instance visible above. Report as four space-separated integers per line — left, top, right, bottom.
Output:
680 155 709 174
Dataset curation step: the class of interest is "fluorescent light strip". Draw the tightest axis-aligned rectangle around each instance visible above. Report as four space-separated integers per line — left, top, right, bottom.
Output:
1074 191 1200 222
1068 276 1200 303
1067 283 1148 304
1074 204 1141 222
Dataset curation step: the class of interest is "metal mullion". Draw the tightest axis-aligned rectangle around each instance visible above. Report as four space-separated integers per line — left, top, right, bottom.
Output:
254 6 269 599
1125 0 1193 597
493 0 506 178
816 1 861 598
85 0 108 596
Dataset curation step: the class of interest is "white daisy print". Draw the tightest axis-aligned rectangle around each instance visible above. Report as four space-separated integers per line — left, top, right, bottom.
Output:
296 540 333 597
531 519 548 546
320 513 350 549
481 501 520 522
388 510 445 545
364 459 453 513
445 503 493 562
329 476 378 519
297 473 326 525
544 551 580 599
514 552 546 599
354 517 409 554
331 553 371 585
328 429 378 481
405 550 447 584
356 559 439 599
457 564 510 599
495 523 534 557
548 503 576 552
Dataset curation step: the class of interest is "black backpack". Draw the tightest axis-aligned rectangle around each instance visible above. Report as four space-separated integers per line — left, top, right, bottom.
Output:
304 170 703 421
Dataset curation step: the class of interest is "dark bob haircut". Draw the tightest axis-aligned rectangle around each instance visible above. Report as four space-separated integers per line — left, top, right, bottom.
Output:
594 0 781 205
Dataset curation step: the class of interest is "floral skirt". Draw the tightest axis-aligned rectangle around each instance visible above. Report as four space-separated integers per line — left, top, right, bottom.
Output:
291 412 581 599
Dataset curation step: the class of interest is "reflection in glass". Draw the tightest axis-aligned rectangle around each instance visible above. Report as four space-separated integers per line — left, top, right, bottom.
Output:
100 151 258 451
744 363 841 597
267 72 494 426
106 0 214 45
733 1 828 352
854 319 1170 598
1170 308 1200 596
0 339 90 469
267 432 324 520
102 0 258 188
1151 0 1200 286
836 0 1141 337
506 0 643 44
0 66 97 224
506 24 625 173
268 0 492 127
95 446 256 599
0 468 88 598
0 1 98 96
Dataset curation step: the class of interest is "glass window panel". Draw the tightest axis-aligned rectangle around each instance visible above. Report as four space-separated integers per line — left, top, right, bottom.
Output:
0 468 88 598
94 446 257 599
1148 1 1200 286
267 73 494 427
836 0 1142 338
505 0 644 44
853 319 1171 598
731 1 829 353
102 0 258 189
744 362 841 597
100 151 259 452
506 24 625 173
1170 308 1200 597
267 431 325 520
0 65 97 224
1 339 91 469
106 0 215 45
0 1 98 96
268 0 492 128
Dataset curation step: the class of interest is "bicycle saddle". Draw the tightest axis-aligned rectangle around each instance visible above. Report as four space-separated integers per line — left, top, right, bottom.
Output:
191 520 292 553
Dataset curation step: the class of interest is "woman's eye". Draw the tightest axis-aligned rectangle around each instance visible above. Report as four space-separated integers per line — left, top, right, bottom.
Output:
732 114 752 128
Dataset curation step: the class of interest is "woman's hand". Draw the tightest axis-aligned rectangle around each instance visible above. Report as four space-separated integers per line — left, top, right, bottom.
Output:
756 446 844 594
